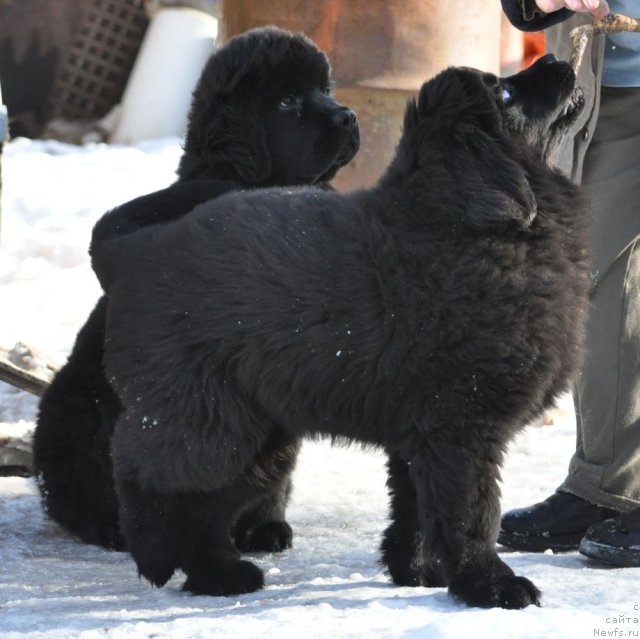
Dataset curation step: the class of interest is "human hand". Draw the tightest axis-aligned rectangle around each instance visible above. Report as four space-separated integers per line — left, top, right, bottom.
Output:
535 0 610 20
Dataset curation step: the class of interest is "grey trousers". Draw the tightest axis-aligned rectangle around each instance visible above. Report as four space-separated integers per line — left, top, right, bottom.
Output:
561 86 640 511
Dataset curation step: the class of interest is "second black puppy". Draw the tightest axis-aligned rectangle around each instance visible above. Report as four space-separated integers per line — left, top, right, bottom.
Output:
94 55 590 608
33 26 358 551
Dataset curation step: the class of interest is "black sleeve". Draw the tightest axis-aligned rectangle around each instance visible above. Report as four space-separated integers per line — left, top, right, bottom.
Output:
501 0 574 31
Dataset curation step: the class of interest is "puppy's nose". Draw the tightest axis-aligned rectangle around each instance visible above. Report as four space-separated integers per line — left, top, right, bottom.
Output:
333 108 358 130
539 53 558 64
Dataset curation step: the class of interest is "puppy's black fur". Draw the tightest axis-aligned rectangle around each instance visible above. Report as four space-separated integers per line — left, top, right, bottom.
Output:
178 27 358 184
33 26 359 551
93 55 590 608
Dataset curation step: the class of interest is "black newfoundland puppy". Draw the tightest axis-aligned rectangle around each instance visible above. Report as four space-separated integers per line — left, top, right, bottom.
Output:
33 27 359 551
92 55 589 609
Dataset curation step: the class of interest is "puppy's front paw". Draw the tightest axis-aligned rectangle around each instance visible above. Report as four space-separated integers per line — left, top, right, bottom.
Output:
385 557 447 588
183 559 265 596
450 573 541 609
381 525 446 588
235 520 293 553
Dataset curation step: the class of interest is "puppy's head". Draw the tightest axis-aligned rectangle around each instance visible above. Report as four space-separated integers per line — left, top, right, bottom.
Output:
177 26 359 185
412 54 584 162
398 57 583 230
492 54 585 159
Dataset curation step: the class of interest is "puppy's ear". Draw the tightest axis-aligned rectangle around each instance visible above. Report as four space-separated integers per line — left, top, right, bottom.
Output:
452 125 537 230
179 81 272 183
417 69 500 131
202 98 272 183
417 71 468 119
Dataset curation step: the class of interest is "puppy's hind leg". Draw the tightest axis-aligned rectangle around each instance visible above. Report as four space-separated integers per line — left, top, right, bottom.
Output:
34 296 125 550
178 489 265 597
407 431 541 609
232 432 301 553
380 453 446 587
116 472 265 596
179 427 300 595
232 481 294 553
116 475 180 587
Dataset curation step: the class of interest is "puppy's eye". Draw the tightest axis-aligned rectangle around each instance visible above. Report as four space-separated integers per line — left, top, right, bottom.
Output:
324 86 332 95
280 95 296 108
499 85 514 104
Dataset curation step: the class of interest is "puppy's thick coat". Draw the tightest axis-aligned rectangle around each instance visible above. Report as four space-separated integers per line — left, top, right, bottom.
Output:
33 26 358 551
94 56 590 608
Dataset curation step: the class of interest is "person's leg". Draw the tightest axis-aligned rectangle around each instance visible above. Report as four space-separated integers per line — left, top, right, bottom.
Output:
499 87 640 552
563 238 640 511
561 87 640 512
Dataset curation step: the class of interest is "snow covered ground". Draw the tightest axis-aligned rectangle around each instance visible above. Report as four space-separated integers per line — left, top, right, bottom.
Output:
1 139 637 639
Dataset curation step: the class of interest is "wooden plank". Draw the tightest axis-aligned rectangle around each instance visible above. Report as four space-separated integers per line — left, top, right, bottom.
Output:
0 343 58 396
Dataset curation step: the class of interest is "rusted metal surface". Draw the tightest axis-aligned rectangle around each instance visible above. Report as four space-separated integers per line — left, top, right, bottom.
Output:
222 0 501 189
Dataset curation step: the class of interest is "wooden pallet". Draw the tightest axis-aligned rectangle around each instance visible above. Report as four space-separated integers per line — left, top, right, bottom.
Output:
0 343 58 396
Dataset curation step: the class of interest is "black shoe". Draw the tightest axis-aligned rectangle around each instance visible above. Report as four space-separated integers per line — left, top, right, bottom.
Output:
498 491 620 552
579 507 640 567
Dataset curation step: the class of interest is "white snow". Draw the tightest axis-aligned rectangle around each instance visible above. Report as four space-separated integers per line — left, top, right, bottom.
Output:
1 138 638 638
